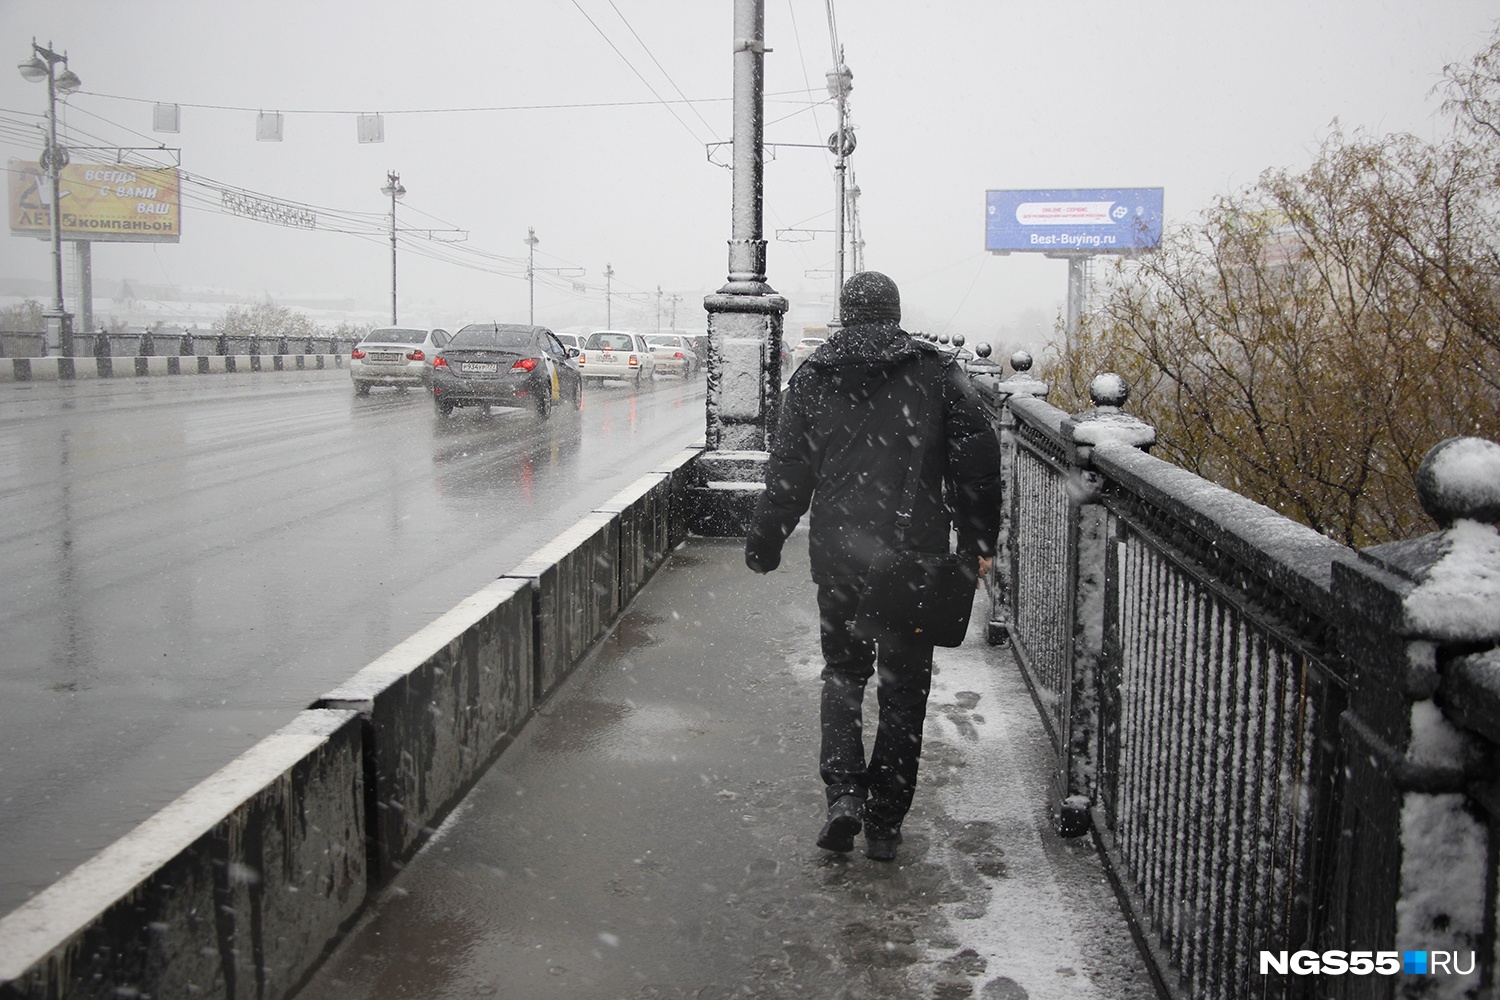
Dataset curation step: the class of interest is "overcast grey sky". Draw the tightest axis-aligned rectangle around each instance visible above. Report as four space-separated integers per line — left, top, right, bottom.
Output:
2 1 1497 346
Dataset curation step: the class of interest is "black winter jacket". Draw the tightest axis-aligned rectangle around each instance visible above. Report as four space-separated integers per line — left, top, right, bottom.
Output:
745 320 1003 585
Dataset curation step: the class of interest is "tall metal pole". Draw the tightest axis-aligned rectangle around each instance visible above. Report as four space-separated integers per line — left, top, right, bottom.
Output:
827 57 852 328
45 62 66 352
22 40 78 356
700 0 787 464
834 72 847 323
525 228 539 324
604 263 614 327
388 174 398 325
381 171 404 325
848 181 864 272
1065 255 1085 359
722 0 771 294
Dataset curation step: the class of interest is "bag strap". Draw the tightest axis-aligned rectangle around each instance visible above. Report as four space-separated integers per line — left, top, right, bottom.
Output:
894 353 942 544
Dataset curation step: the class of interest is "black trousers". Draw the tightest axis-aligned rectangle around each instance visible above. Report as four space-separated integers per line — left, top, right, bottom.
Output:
816 582 934 836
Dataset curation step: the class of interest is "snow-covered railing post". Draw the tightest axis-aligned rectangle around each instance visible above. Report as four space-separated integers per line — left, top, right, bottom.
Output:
1330 436 1500 998
692 0 788 536
1053 374 1156 838
984 350 1050 648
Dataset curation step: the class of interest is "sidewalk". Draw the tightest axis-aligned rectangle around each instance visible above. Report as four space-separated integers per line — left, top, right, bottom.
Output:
293 535 1159 1000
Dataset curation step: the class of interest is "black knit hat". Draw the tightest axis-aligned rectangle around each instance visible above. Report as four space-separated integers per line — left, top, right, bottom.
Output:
840 271 901 324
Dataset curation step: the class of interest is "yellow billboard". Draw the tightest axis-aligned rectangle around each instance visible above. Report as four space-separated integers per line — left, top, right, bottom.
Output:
8 159 181 243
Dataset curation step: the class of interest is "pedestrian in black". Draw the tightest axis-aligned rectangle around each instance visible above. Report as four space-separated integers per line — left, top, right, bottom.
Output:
744 271 1003 860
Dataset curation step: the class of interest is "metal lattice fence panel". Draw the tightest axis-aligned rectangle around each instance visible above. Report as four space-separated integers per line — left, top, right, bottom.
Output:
1010 434 1071 747
1111 524 1332 999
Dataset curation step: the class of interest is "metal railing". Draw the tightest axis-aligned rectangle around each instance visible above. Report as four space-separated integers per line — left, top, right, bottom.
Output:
980 363 1499 999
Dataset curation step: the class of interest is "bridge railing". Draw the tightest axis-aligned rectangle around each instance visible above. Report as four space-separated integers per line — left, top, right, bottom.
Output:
981 360 1499 1000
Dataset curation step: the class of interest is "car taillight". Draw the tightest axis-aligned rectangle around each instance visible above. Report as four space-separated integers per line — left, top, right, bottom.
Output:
512 358 538 371
433 356 449 368
578 354 585 365
673 351 685 359
406 349 425 361
351 348 366 360
628 354 639 367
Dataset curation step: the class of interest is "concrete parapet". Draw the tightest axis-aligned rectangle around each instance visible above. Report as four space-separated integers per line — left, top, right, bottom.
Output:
315 579 534 880
504 512 621 702
595 473 672 607
1 355 345 382
0 445 703 998
653 444 707 551
0 710 366 1000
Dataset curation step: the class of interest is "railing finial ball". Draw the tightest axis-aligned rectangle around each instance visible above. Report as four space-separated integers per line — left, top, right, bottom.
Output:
1089 372 1129 409
953 334 965 348
976 343 992 359
1010 350 1033 372
1415 436 1500 527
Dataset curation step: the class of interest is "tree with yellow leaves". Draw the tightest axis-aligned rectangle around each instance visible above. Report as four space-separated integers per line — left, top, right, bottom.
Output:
1047 32 1500 547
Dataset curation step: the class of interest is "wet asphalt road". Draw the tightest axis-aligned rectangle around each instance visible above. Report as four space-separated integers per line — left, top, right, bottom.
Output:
0 368 705 917
294 537 1159 1000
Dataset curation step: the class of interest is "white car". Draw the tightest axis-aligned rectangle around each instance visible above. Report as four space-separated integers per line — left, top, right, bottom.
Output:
790 336 825 371
646 334 701 378
351 327 451 394
554 332 584 354
578 330 657 385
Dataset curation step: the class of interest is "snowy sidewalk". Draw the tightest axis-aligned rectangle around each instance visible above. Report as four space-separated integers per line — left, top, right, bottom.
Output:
293 535 1159 1000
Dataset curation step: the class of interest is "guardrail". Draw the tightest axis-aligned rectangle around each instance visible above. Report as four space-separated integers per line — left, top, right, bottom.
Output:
1 353 347 382
0 333 357 360
0 445 703 1000
984 368 1500 999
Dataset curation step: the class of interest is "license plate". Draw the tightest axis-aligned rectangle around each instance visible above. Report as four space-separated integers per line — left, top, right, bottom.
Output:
462 362 498 373
369 352 402 362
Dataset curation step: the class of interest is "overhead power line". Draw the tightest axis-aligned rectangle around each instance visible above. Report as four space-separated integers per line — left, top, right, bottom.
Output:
605 0 719 138
74 91 787 117
568 0 711 147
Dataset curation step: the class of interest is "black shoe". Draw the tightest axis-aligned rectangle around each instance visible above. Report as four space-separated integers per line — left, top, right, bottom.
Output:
816 795 864 852
864 828 902 861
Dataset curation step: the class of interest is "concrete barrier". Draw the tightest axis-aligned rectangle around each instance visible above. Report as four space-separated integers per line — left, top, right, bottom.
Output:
504 512 621 702
0 445 710 1000
315 579 534 880
596 473 672 606
0 710 366 1000
1 355 345 382
655 445 708 553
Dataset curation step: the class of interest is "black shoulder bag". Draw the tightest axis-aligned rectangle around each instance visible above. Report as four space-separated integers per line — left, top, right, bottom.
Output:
851 357 977 647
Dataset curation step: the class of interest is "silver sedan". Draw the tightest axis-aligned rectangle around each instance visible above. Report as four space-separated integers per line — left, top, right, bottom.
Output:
351 327 452 394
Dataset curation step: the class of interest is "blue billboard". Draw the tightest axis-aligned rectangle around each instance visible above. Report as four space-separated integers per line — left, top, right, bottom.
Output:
985 187 1164 254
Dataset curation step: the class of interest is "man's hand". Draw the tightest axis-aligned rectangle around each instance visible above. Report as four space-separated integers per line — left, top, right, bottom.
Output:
976 555 993 589
745 546 781 575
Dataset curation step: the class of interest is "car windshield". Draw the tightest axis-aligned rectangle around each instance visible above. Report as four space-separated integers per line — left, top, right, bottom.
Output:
799 339 825 348
587 333 636 351
363 328 428 345
648 337 681 348
451 326 535 351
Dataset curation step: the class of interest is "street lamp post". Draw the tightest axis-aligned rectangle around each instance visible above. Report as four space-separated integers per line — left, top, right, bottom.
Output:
19 39 81 357
827 58 853 330
604 263 614 327
381 171 405 325
525 228 539 324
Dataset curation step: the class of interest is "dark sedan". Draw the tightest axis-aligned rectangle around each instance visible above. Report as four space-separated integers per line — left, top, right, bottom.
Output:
430 324 583 418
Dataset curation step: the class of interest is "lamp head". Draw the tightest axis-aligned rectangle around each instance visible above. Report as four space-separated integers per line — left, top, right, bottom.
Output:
55 68 81 94
18 55 47 83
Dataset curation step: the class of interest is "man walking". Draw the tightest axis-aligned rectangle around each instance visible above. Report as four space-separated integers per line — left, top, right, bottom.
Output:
744 271 1002 861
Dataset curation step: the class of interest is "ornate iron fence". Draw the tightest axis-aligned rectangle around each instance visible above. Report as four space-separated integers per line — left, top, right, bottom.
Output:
984 368 1498 1000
